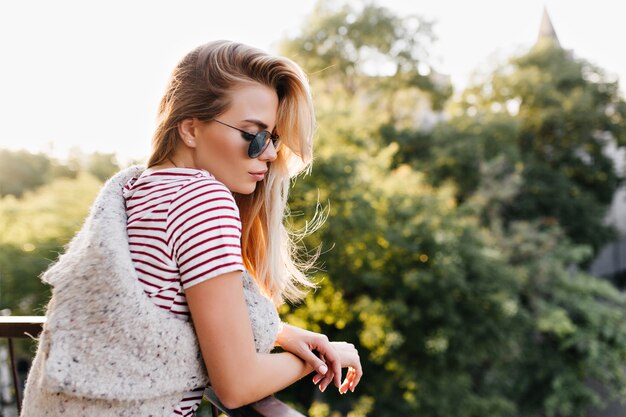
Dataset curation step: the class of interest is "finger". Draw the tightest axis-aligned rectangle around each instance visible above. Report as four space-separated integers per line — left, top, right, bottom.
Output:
340 367 356 394
339 373 352 394
312 342 341 388
315 353 331 390
319 370 334 392
350 364 363 392
312 373 324 385
319 372 334 393
346 367 356 383
312 340 342 389
340 379 352 394
325 351 341 389
298 347 329 376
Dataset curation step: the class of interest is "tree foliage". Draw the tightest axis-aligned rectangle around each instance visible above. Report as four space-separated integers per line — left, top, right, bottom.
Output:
0 148 119 198
0 167 103 314
275 2 626 416
281 0 451 124
0 149 76 197
413 44 626 253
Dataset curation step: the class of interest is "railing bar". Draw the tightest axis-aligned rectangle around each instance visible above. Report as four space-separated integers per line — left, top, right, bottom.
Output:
9 337 22 415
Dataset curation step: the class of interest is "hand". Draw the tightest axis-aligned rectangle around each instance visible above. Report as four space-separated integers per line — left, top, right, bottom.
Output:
275 323 341 387
312 341 362 394
275 324 362 393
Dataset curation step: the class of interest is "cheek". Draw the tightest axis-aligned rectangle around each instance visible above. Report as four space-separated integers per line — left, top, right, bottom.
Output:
221 139 248 162
206 138 249 172
202 134 239 159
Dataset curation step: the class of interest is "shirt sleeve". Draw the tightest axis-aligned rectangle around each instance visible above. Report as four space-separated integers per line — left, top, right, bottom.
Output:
166 177 245 289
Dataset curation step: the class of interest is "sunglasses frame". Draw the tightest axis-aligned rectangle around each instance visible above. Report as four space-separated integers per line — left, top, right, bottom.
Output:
212 119 280 158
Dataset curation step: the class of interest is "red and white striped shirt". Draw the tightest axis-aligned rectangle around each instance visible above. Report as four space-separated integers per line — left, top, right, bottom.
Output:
123 167 245 417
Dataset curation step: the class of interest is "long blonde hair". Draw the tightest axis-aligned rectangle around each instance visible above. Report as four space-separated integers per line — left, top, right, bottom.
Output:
148 40 316 304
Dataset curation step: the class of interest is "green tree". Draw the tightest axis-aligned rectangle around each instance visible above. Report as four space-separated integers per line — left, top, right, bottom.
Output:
283 142 521 416
0 149 76 197
0 172 102 313
281 0 451 126
435 44 626 253
391 112 522 204
86 151 120 182
283 140 626 416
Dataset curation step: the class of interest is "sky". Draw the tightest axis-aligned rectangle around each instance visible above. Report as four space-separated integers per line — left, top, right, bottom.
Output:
0 0 624 164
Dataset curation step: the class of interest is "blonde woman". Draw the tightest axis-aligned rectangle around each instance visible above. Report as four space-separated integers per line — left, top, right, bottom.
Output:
20 40 362 417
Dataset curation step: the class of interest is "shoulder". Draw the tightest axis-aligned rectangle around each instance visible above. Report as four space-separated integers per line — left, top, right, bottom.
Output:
164 172 241 239
171 173 239 216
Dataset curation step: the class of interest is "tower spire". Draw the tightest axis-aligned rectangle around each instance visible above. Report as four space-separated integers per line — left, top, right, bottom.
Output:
536 6 561 48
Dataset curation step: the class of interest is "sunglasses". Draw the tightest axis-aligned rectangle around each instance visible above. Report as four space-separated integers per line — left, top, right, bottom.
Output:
213 119 280 158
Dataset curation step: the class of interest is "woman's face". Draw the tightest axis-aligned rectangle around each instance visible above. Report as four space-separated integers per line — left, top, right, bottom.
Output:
192 82 279 194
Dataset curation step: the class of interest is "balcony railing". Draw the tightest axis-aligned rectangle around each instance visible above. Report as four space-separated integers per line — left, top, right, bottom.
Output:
0 316 305 417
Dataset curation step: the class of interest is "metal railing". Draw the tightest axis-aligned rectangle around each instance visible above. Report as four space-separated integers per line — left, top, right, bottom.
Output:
0 316 305 417
0 316 45 416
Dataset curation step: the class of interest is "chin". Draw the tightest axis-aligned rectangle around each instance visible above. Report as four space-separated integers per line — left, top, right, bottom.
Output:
233 183 258 195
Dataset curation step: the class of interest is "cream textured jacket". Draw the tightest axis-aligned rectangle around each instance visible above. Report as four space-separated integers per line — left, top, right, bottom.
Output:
20 167 280 417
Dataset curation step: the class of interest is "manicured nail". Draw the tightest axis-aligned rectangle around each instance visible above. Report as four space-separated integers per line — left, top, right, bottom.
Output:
320 383 327 392
318 364 328 374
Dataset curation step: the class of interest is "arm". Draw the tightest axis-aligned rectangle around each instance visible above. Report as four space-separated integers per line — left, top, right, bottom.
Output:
186 271 314 409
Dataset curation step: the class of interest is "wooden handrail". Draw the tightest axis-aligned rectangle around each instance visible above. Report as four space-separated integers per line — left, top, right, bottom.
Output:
0 316 46 337
0 316 306 417
204 386 306 417
0 316 45 415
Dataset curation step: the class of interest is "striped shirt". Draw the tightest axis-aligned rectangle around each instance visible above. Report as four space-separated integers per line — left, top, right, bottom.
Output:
123 167 245 417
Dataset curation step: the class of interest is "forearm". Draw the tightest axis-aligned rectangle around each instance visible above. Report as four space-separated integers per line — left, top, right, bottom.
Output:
216 351 313 408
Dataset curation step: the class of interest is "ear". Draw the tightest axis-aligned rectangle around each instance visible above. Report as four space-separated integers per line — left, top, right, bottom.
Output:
178 118 197 148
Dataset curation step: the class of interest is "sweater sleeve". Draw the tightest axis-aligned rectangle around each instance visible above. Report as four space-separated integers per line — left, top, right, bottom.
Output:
166 177 245 289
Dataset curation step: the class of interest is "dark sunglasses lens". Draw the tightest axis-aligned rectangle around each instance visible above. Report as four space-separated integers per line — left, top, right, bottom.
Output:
248 131 270 158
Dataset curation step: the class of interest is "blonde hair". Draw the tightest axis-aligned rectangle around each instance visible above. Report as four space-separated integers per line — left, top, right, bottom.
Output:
148 40 316 304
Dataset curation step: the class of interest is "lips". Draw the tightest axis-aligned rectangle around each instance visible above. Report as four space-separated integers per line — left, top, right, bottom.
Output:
249 170 267 181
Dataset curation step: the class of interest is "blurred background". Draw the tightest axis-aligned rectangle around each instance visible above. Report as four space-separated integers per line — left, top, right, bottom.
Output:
1 1 626 416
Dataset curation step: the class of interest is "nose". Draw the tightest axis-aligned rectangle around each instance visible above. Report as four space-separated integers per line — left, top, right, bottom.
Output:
258 141 278 162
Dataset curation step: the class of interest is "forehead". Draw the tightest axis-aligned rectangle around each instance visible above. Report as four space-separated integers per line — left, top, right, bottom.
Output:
224 83 279 124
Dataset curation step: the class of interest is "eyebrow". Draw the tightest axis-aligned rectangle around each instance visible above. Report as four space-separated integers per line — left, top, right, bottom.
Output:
242 119 269 130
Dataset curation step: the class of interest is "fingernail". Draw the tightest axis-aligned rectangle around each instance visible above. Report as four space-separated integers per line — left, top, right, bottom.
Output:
320 383 327 393
318 364 328 374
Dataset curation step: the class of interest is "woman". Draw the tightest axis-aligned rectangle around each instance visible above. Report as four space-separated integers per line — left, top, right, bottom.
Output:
20 40 361 416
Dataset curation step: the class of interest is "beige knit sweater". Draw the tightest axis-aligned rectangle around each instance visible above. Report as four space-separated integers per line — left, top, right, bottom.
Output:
20 167 280 417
